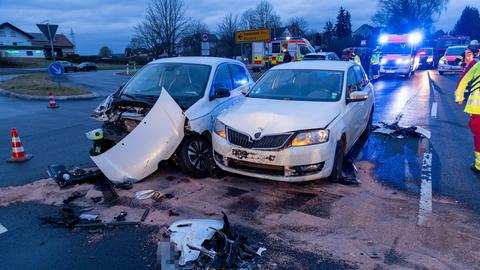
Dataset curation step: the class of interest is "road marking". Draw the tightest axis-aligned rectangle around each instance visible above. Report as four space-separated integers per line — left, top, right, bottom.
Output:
431 102 438 119
418 138 433 226
0 223 7 235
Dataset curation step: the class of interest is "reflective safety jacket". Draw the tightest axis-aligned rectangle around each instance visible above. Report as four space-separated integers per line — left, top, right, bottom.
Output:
465 48 480 67
456 62 480 114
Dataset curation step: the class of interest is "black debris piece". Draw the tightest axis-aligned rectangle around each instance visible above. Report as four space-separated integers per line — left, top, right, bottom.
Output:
63 191 85 204
114 182 133 190
164 193 174 199
115 211 128 221
47 164 102 188
168 210 179 217
95 174 119 202
141 208 150 222
38 205 80 227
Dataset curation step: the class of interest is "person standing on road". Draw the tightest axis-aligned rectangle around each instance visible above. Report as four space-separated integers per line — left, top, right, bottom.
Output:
455 61 480 173
463 40 480 68
283 50 292 63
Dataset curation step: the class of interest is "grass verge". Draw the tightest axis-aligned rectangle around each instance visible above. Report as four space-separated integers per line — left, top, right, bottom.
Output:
0 73 90 96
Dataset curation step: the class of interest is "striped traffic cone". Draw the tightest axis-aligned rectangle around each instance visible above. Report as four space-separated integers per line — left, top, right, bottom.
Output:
6 128 33 163
47 92 59 109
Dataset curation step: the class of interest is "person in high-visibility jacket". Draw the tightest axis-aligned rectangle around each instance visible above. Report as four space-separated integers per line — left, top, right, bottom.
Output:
455 61 480 173
463 40 479 68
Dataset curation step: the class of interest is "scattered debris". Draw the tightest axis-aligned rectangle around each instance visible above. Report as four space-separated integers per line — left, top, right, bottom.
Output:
79 214 99 221
47 164 101 187
136 190 164 201
256 247 267 256
74 221 139 229
63 191 85 204
115 211 128 221
342 158 360 184
168 210 179 217
372 122 431 139
114 182 133 190
38 205 81 227
0 223 7 235
167 213 259 269
140 209 150 222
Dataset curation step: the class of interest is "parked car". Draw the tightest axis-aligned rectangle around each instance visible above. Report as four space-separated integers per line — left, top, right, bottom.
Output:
416 48 435 69
87 57 254 184
56 61 77 72
77 62 98 71
212 61 374 182
438 45 467 75
304 52 340 61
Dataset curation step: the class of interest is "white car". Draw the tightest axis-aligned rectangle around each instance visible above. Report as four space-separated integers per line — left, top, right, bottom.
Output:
88 57 254 184
303 52 340 61
212 61 374 182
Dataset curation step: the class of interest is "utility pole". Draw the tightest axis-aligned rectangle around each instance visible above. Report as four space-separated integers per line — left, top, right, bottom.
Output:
46 22 55 62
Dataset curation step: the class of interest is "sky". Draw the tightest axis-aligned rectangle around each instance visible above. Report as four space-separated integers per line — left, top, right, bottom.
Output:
1 0 478 55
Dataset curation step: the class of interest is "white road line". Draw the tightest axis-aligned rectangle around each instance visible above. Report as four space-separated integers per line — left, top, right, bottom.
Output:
418 138 433 226
0 223 7 235
431 102 438 119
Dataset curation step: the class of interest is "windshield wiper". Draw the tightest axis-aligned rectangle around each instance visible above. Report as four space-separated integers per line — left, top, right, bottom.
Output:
121 93 136 100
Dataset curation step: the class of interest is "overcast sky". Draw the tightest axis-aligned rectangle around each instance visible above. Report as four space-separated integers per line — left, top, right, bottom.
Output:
1 0 478 55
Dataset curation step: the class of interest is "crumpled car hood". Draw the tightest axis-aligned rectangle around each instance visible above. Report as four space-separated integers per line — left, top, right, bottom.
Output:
218 97 340 137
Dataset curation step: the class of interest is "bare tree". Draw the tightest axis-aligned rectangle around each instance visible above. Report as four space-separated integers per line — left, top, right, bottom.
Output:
241 8 257 30
240 0 281 32
373 0 449 33
217 13 240 58
179 19 209 56
287 16 308 37
135 0 189 57
99 46 113 58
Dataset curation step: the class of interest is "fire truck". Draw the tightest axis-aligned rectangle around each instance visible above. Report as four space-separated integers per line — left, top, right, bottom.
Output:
378 33 422 78
434 36 470 66
251 37 315 71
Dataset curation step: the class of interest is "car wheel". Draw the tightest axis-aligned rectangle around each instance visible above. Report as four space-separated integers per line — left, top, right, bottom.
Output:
327 140 345 182
177 136 211 178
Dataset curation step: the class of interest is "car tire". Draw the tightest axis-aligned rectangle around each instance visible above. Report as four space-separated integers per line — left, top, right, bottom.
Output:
327 140 345 182
177 135 211 178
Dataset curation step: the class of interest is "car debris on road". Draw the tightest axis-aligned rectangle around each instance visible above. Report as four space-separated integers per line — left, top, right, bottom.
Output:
372 122 431 139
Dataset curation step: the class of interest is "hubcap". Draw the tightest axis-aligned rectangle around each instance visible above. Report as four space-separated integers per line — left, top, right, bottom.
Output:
187 140 210 171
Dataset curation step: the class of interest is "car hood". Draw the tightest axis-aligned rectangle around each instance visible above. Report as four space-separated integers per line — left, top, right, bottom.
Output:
218 97 341 137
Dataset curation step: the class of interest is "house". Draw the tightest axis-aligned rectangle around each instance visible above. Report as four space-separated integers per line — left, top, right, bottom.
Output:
0 22 75 61
353 24 380 39
0 22 44 59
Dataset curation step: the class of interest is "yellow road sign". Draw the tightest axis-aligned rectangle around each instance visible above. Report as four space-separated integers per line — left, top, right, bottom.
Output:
236 29 271 43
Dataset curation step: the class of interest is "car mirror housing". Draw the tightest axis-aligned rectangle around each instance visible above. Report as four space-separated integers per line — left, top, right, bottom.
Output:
348 90 369 102
212 87 230 100
240 86 250 95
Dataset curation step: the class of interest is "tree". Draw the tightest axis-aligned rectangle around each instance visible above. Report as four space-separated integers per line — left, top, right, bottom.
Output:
373 0 449 33
239 1 282 34
217 13 240 58
287 17 308 37
323 20 335 49
335 7 352 38
451 6 480 40
179 19 209 56
134 0 189 57
99 46 112 58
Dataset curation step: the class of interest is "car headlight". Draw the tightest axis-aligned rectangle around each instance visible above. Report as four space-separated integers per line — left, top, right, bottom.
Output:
396 58 411 65
427 56 433 62
213 120 227 139
439 58 446 65
291 129 329 147
380 58 387 65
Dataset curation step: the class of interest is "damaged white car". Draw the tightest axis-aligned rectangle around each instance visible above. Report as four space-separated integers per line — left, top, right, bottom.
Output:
212 61 374 182
87 57 254 184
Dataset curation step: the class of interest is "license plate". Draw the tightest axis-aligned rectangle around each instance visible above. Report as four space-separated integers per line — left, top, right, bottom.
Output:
232 149 276 162
385 70 395 73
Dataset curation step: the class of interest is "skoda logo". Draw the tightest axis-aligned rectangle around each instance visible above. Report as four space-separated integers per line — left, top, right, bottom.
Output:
254 132 262 139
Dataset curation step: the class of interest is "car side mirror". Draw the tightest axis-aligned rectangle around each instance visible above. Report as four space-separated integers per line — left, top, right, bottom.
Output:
212 87 230 100
348 90 369 102
240 86 250 95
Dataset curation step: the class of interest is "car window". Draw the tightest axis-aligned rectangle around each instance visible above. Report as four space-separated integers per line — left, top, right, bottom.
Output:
229 64 249 89
211 63 233 96
353 65 368 88
346 68 359 98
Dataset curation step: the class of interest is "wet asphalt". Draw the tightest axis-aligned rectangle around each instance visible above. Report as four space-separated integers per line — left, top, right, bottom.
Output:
0 68 479 269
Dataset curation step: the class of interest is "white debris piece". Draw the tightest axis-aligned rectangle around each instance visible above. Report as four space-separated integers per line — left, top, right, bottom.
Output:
0 223 7 235
256 247 267 256
79 214 98 221
415 126 431 139
168 219 224 266
135 190 163 200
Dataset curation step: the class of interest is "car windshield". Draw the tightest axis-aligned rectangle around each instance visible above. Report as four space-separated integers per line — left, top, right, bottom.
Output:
121 63 211 109
247 69 343 102
304 55 326 60
382 43 412 55
446 47 466 56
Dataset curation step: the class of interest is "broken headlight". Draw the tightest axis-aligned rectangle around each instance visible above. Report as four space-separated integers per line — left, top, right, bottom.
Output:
291 129 329 147
213 120 227 139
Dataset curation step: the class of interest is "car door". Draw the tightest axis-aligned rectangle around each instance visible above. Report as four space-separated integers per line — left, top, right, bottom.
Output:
353 65 373 131
343 67 363 150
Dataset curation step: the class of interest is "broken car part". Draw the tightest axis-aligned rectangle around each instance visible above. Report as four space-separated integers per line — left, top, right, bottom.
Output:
47 164 102 187
115 211 128 221
140 208 150 222
135 190 164 201
372 122 431 139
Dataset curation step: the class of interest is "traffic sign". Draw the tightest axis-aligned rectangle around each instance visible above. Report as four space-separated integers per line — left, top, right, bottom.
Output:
236 29 270 43
201 33 209 42
36 24 58 41
48 62 64 77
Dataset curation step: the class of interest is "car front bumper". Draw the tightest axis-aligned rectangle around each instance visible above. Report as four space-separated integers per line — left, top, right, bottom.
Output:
212 132 336 182
380 65 411 74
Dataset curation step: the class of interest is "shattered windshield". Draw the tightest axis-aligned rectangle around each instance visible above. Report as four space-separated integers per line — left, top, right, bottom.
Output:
121 63 211 108
247 69 344 102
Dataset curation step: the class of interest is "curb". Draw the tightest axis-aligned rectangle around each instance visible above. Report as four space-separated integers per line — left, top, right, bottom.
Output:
0 88 98 100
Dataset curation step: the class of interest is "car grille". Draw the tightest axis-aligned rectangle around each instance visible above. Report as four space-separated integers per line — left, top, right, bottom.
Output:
227 128 293 150
447 61 458 66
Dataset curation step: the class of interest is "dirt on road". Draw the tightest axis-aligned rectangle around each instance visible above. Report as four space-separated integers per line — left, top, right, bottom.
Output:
1 161 479 270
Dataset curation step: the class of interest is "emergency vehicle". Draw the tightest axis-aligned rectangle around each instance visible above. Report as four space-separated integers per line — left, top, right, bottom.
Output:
434 36 470 66
251 37 315 70
378 33 422 78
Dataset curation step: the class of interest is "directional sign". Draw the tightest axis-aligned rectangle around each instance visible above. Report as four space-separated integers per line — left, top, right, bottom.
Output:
36 24 58 41
48 62 64 77
201 33 209 42
236 29 271 43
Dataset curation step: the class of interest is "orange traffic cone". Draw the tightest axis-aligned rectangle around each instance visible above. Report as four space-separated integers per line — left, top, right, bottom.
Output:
6 128 33 163
47 92 59 109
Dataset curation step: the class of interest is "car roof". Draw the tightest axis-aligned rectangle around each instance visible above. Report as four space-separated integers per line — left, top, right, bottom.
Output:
448 46 467 49
271 60 354 71
150 57 243 66
306 52 333 56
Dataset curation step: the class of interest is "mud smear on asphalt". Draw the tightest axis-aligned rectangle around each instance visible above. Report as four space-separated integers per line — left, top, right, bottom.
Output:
1 164 480 269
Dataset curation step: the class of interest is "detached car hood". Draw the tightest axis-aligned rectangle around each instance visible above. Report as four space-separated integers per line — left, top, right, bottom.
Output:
90 90 185 184
218 97 340 136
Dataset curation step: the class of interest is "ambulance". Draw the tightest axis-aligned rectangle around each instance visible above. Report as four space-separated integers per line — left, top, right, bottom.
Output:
378 33 422 78
251 37 315 70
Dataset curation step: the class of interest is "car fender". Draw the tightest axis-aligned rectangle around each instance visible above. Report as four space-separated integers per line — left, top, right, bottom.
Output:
91 90 185 184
